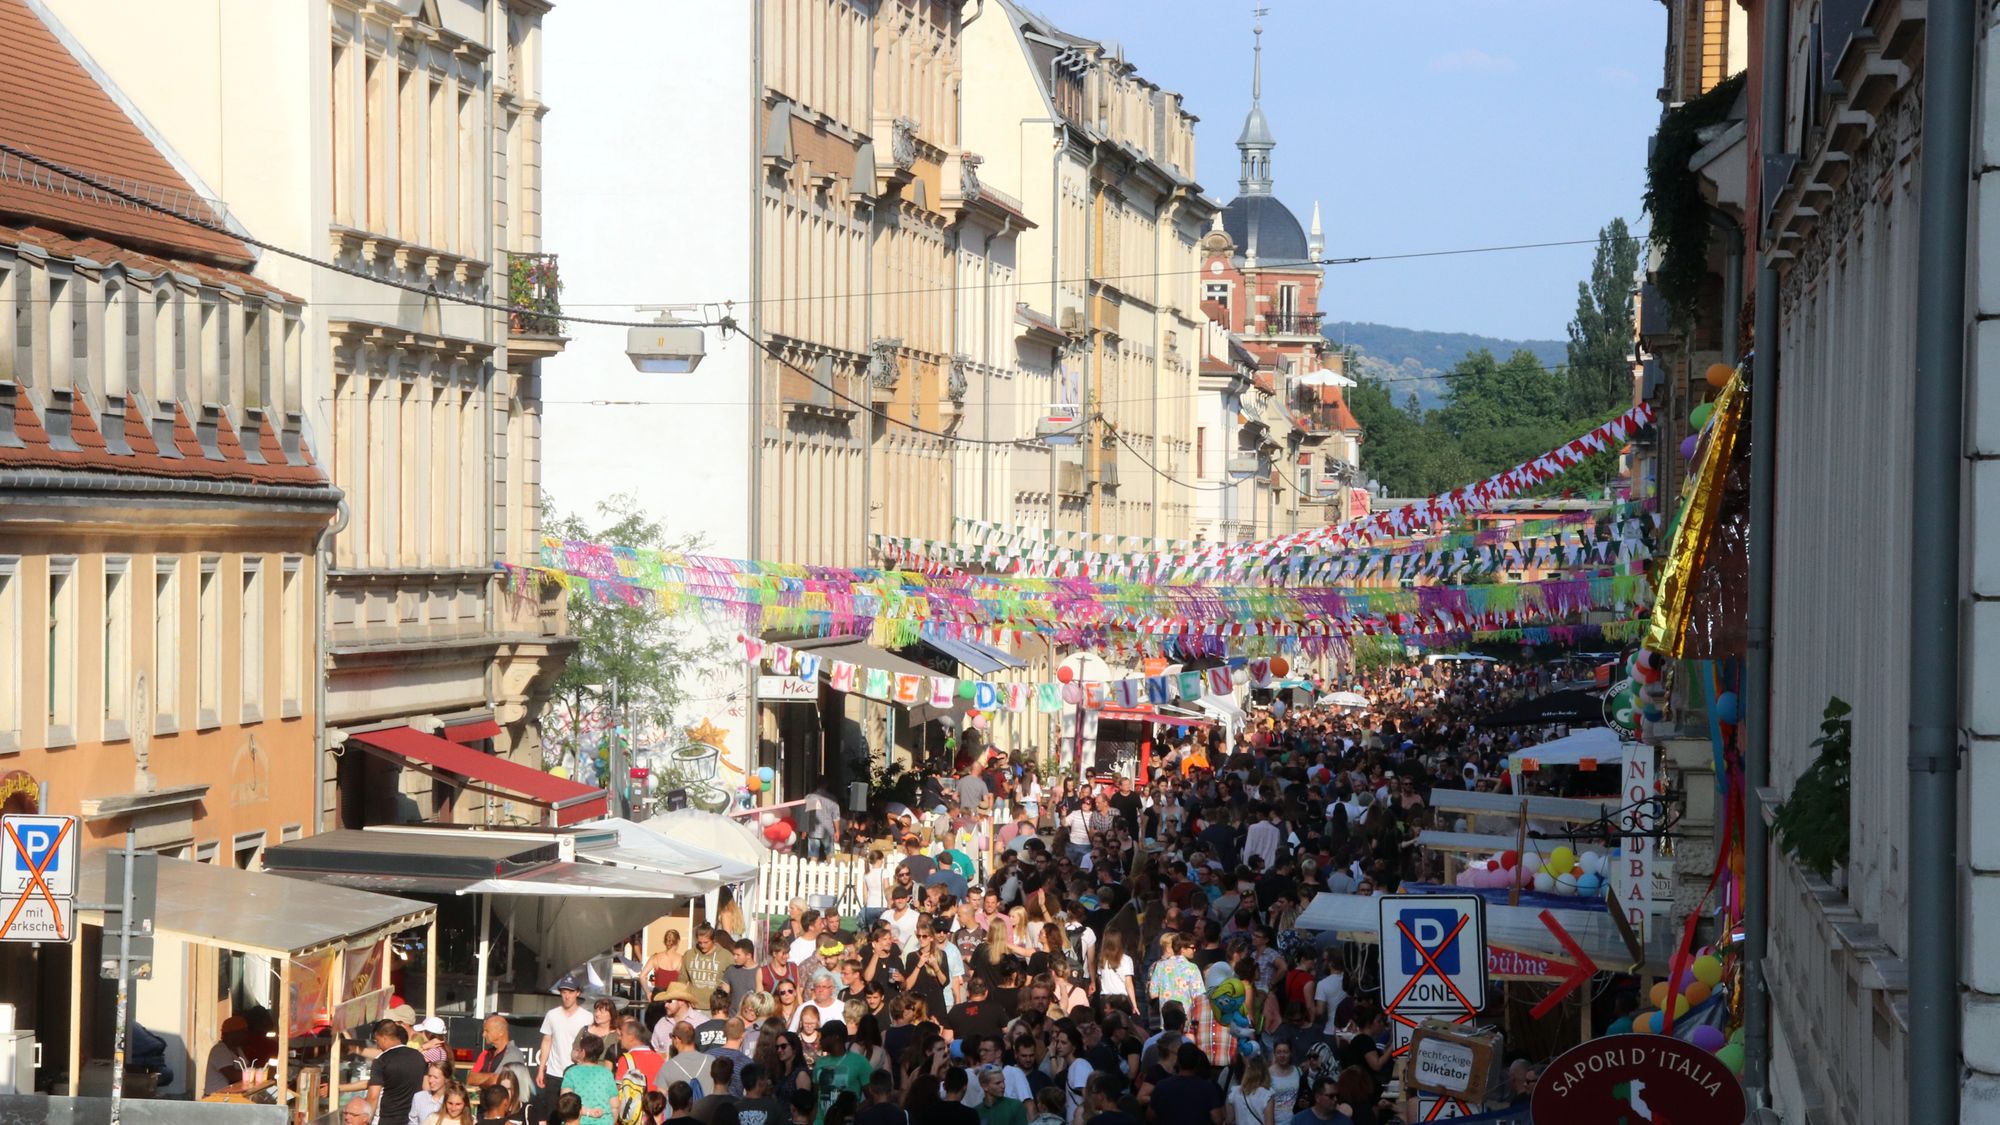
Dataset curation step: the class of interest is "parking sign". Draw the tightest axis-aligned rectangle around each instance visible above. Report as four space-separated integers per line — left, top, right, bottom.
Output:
2 814 79 897
1379 894 1487 1012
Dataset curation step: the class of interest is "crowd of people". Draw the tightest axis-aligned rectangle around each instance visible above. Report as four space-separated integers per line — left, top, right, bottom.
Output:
352 657 1589 1125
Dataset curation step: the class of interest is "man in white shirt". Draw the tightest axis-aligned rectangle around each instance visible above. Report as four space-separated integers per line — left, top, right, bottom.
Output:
1242 804 1282 872
788 909 823 965
884 886 921 950
1315 965 1348 1034
536 978 592 1116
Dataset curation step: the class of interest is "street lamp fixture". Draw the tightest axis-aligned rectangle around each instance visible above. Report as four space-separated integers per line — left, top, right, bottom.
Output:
625 307 707 373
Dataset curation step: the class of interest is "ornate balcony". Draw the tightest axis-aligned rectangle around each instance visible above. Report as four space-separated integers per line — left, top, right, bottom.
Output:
1260 311 1324 336
506 252 566 366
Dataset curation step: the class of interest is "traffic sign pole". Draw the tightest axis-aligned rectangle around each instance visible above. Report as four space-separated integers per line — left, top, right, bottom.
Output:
109 830 133 1125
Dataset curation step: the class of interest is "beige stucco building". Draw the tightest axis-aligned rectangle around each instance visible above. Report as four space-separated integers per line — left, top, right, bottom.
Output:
40 0 576 829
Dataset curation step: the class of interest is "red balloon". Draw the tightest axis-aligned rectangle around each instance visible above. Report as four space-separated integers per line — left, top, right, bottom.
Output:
1056 666 1075 684
1485 860 1499 871
762 821 789 842
1270 657 1291 677
1501 850 1520 870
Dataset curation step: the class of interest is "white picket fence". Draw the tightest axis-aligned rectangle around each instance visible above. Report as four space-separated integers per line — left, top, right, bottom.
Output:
753 850 867 919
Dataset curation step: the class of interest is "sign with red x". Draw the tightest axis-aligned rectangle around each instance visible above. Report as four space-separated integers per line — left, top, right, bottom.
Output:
2 814 78 943
1379 894 1489 1014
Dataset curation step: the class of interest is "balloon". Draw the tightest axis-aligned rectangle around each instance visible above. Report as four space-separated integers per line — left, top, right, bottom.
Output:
1270 657 1290 677
1485 859 1499 872
1501 850 1520 870
1691 402 1715 429
1580 851 1603 875
1705 362 1735 389
1691 1025 1727 1052
1729 1027 1746 1046
1716 1043 1746 1074
762 820 791 842
1681 434 1700 460
758 766 776 784
1693 955 1724 986
1642 703 1664 722
1057 666 1075 684
1650 982 1671 1009
1554 872 1580 895
957 680 977 700
746 775 763 793
1605 1016 1634 1037
758 812 778 828
1519 853 1541 874
1271 700 1288 717
1232 667 1251 686
1532 872 1555 893
1640 1011 1663 1034
1456 869 1478 887
1669 995 1692 1017
1061 683 1083 705
1714 693 1741 725
1577 873 1603 896
549 765 570 780
1683 981 1712 1007
1641 681 1667 702
1547 847 1576 874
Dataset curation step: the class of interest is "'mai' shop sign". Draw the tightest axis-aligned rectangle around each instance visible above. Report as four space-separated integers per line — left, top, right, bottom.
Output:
1532 1034 1745 1124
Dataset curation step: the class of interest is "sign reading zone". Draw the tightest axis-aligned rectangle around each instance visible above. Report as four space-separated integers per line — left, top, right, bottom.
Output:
1379 894 1488 1012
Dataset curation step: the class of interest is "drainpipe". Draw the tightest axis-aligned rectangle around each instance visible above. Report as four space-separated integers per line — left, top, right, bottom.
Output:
316 497 351 832
1908 0 1975 1120
1711 210 1743 365
1742 0 1787 1097
748 2 768 789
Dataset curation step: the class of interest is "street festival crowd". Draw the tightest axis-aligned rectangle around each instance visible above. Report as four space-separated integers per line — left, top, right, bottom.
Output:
365 659 1617 1125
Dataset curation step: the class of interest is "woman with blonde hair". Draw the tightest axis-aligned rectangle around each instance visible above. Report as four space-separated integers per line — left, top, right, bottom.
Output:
424 1081 476 1125
640 930 683 995
1227 1053 1275 1125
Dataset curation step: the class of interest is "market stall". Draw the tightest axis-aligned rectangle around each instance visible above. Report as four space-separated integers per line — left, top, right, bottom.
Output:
71 853 435 1115
1091 706 1216 783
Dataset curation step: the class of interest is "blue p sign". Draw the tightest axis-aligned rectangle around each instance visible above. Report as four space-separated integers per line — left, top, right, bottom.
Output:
1399 908 1462 975
18 825 62 873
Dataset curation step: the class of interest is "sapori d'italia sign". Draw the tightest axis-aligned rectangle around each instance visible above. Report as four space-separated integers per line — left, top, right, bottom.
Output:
1532 1033 1745 1123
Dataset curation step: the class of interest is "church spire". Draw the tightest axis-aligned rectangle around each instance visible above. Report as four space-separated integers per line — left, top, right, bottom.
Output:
1236 7 1275 196
1309 200 1323 258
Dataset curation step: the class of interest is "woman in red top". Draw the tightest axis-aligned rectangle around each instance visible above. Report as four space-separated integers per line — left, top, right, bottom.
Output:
641 930 683 994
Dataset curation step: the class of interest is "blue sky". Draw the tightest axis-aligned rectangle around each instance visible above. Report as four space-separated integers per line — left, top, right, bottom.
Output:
1021 0 1665 341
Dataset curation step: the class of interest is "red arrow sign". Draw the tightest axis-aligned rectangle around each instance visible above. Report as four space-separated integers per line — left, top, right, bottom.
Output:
1528 908 1599 1019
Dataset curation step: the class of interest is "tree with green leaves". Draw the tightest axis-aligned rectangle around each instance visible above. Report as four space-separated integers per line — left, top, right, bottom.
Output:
542 492 727 773
1564 218 1641 418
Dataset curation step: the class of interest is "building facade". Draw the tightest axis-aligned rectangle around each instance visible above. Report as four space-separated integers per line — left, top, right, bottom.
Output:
42 0 575 830
0 0 341 1083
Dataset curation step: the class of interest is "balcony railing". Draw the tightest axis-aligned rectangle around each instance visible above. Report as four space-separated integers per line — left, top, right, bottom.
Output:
507 252 563 336
1260 311 1324 336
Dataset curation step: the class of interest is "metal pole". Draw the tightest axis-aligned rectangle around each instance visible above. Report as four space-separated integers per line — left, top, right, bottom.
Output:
109 831 134 1124
1909 0 1975 1120
475 892 492 1018
1741 0 1789 1097
607 679 625 819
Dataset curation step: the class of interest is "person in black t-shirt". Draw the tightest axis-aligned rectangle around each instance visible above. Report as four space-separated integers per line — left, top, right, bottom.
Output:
900 924 952 1015
367 1019 428 1125
943 978 1004 1044
850 1068 905 1125
1335 1006 1392 1101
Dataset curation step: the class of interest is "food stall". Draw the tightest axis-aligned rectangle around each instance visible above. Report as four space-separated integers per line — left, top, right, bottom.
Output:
71 853 435 1117
1090 706 1216 784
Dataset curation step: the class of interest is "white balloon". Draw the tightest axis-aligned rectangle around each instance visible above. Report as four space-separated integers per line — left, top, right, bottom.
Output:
1580 851 1603 876
1532 872 1555 893
1554 873 1581 896
1519 854 1541 874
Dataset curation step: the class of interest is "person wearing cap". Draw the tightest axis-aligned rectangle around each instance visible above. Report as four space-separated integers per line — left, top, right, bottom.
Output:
202 1014 269 1097
537 978 593 1122
883 886 920 951
414 1016 450 1068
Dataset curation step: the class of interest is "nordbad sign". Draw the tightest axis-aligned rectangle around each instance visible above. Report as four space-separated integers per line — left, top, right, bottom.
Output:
1379 893 1488 1011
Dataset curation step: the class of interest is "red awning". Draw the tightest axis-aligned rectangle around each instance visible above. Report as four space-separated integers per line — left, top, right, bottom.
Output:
352 726 607 826
443 719 503 743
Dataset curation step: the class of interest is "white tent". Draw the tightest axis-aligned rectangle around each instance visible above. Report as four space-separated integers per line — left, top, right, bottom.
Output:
642 808 771 870
579 816 760 882
1507 725 1624 769
1322 690 1370 709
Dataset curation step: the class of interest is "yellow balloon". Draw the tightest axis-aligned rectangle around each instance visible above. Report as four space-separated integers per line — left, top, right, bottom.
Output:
1547 847 1577 874
549 765 570 780
1670 995 1692 1017
1693 955 1724 987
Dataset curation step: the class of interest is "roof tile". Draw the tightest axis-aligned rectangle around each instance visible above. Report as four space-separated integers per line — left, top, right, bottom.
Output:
0 0 252 266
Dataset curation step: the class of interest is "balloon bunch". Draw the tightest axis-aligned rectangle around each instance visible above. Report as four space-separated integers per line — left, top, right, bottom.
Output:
1605 950 1741 1072
757 810 799 849
1449 846 1609 896
744 766 778 794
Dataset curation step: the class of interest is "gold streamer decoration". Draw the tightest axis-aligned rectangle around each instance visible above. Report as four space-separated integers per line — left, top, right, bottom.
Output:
1645 373 1747 656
